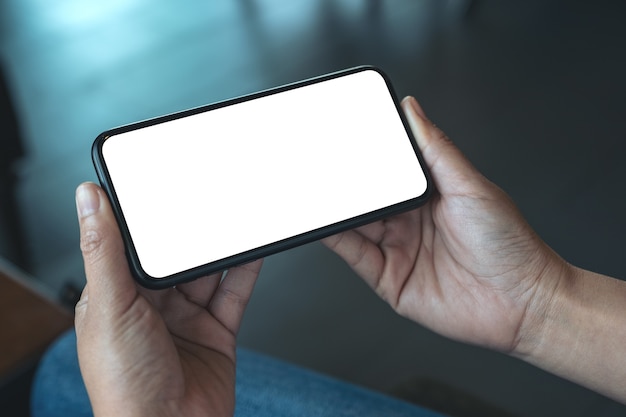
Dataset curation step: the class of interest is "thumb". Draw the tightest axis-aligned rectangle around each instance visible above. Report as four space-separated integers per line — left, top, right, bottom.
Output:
401 96 485 196
76 182 138 315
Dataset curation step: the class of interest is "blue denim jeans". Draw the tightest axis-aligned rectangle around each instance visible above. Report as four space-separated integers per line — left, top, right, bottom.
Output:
31 330 445 417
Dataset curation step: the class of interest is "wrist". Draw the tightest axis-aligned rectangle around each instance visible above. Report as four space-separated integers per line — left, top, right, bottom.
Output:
510 246 573 361
510 252 626 402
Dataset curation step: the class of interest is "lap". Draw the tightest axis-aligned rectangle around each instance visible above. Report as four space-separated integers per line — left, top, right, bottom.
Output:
31 330 443 417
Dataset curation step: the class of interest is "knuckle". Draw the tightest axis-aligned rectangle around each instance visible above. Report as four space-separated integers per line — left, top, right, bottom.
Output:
80 226 106 257
434 127 452 145
218 287 249 309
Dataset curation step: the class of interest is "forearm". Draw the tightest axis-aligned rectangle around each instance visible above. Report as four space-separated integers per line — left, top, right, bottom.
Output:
518 262 626 403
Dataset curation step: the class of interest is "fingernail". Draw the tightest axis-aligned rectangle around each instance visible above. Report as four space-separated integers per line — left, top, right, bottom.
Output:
405 96 427 119
76 184 100 218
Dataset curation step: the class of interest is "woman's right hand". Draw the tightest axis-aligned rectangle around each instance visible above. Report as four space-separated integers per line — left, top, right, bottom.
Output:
323 96 568 355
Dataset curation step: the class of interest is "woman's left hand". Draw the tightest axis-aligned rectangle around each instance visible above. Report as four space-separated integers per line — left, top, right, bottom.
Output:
74 182 262 417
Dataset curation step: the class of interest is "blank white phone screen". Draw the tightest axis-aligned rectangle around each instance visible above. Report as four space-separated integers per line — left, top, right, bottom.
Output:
102 69 428 279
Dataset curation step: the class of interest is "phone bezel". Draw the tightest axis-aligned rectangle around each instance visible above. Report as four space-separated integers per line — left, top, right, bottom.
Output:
92 66 432 289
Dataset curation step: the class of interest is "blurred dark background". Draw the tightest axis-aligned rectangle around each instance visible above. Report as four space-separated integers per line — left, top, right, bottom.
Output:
1 0 625 416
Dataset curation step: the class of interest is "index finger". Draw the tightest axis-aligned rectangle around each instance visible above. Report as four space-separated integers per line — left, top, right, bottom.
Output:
322 229 384 290
208 259 264 336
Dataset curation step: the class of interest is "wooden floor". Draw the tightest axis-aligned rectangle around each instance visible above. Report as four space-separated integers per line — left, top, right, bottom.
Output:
1 0 626 416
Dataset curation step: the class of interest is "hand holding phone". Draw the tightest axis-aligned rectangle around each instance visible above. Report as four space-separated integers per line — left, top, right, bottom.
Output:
92 66 432 288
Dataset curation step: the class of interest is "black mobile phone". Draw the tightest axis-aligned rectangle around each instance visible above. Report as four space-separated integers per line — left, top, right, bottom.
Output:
92 66 432 289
